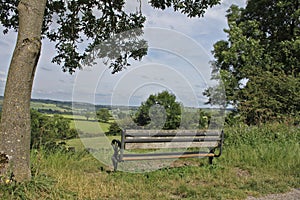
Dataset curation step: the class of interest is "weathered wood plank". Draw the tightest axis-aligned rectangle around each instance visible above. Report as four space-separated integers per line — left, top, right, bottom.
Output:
125 141 218 149
125 129 220 137
125 136 220 140
122 153 215 161
125 137 220 144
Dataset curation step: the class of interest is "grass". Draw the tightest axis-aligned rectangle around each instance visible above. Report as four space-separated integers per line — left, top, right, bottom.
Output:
57 113 111 135
71 120 110 134
67 136 119 151
1 123 299 199
45 114 110 136
58 114 88 120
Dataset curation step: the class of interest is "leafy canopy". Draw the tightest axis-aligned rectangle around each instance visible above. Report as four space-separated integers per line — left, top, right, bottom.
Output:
30 109 77 149
205 0 300 125
0 0 221 74
96 108 111 123
134 91 181 130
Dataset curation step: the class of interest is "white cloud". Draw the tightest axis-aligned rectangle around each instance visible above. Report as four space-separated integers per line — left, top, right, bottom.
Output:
0 0 247 105
0 71 6 76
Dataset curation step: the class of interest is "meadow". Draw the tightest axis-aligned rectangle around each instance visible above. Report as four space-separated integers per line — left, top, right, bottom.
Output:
1 121 299 200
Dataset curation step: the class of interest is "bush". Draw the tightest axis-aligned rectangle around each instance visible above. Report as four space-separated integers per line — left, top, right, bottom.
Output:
224 123 300 147
30 110 78 150
105 122 122 136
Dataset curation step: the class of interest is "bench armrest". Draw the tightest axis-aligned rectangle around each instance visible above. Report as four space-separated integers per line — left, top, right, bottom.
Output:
213 130 224 157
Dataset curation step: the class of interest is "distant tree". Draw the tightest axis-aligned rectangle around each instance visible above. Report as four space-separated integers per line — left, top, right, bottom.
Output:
96 108 111 123
116 116 138 130
84 112 95 121
134 91 181 130
180 110 199 129
117 112 127 119
205 1 300 125
0 0 221 182
180 109 211 129
105 122 122 136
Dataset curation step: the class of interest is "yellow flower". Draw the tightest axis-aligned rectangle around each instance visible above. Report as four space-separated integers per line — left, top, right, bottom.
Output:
5 179 10 184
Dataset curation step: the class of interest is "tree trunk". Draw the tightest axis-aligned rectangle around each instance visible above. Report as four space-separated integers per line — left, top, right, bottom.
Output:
0 0 46 182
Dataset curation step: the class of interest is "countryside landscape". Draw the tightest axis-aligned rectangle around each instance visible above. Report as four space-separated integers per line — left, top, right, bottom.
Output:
0 96 299 199
0 0 299 200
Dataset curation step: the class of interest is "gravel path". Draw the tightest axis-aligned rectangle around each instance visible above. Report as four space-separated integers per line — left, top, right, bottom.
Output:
246 188 300 200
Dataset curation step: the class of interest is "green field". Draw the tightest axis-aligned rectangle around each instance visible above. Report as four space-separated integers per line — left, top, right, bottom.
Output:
30 101 113 150
60 115 88 120
30 102 70 113
45 113 111 135
70 120 110 134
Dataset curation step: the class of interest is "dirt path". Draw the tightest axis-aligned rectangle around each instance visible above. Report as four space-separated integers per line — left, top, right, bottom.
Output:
246 188 300 200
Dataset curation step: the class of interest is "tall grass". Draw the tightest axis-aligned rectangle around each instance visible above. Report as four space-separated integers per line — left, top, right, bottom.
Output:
224 123 300 172
1 123 299 199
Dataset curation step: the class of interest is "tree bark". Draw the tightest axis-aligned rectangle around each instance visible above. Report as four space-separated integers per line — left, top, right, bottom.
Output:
0 0 47 182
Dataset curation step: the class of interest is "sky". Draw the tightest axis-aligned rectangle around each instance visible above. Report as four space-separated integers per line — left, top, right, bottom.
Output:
0 0 246 107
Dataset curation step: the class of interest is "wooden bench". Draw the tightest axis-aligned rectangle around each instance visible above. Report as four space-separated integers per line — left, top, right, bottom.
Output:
111 129 224 171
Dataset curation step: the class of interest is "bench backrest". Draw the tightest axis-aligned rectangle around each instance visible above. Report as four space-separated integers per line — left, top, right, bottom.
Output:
122 129 223 150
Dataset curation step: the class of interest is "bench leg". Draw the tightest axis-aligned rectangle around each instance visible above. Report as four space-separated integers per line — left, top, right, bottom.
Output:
111 139 121 171
112 156 118 171
208 156 214 165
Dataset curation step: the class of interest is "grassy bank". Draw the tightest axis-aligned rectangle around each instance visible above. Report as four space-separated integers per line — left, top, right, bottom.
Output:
1 123 299 199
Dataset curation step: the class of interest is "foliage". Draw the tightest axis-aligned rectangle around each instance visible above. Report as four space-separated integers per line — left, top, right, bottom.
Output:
134 91 182 129
205 0 300 125
83 111 95 121
0 0 221 74
149 0 221 17
180 110 199 129
225 110 242 126
117 115 138 130
224 123 300 147
180 109 211 129
96 108 111 123
198 109 211 129
105 122 122 136
30 109 78 149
